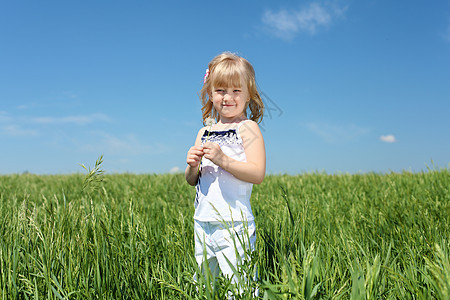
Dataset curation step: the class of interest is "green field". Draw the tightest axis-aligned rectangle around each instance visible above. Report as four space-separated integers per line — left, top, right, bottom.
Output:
0 167 448 299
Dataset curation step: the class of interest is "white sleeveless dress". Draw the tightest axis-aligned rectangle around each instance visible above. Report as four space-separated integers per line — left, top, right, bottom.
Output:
194 121 254 222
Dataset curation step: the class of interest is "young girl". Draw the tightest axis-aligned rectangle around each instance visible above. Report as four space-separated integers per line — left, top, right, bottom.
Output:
185 52 265 289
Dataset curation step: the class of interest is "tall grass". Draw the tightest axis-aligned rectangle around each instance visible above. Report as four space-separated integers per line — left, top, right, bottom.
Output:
0 167 448 299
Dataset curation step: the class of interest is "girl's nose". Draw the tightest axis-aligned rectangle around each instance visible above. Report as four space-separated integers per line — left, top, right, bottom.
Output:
223 92 233 101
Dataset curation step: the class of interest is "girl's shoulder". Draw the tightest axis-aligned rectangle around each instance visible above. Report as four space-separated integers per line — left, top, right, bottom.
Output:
238 119 258 128
237 120 263 142
197 126 208 136
238 119 261 132
194 126 208 145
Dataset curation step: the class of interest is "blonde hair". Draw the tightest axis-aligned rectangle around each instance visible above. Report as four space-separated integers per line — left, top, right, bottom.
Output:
200 52 264 124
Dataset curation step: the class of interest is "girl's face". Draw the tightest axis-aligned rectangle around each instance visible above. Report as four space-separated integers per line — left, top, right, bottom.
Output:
211 84 249 123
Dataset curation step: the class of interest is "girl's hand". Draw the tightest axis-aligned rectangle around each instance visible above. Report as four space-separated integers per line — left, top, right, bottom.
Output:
186 145 204 168
202 142 225 166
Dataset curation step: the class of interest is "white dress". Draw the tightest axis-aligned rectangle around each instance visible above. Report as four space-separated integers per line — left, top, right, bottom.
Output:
194 120 254 222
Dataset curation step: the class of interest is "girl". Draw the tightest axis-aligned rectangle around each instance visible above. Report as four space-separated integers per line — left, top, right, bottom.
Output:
185 52 265 290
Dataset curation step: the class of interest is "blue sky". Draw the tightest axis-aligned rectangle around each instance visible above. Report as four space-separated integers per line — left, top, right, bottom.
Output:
1 0 449 175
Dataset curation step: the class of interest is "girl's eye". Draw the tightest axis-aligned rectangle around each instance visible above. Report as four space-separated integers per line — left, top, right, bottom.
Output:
234 89 242 93
215 89 224 93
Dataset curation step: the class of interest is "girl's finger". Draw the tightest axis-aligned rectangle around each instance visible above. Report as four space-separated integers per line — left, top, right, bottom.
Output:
191 149 203 155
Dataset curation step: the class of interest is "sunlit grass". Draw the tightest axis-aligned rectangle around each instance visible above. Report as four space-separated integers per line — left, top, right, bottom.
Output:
0 166 448 299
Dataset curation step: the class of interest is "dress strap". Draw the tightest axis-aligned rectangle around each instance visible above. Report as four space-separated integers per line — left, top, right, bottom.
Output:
237 119 251 130
236 120 251 143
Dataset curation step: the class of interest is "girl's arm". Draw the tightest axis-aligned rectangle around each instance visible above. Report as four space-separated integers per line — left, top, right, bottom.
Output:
202 120 266 184
185 127 206 186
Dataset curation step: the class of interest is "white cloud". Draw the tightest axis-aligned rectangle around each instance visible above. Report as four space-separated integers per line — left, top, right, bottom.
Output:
101 134 149 155
380 135 396 143
80 132 167 156
444 23 450 42
0 125 39 136
0 111 110 137
0 111 12 123
262 1 347 39
169 166 180 173
307 122 369 143
30 113 110 125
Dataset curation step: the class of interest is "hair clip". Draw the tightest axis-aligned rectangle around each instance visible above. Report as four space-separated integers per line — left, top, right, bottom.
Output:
203 69 209 84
